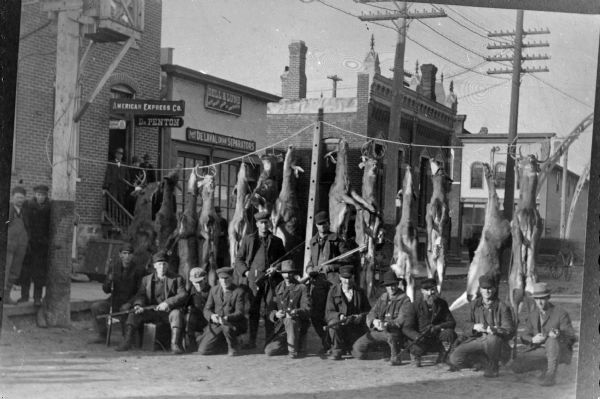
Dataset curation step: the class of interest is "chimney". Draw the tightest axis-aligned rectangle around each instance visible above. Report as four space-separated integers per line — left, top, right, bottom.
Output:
479 127 489 135
420 63 438 102
160 47 174 65
281 40 307 99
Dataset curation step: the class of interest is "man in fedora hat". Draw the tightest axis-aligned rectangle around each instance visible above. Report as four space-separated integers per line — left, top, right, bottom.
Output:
510 282 577 386
102 147 130 209
116 251 188 354
234 210 286 349
352 269 418 366
448 274 515 377
89 242 146 344
18 184 51 306
5 186 29 305
264 260 311 358
325 265 371 360
409 278 457 367
198 267 247 356
139 153 156 183
183 267 211 352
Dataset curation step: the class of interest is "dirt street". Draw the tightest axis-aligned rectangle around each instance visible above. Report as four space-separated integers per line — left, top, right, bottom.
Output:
0 269 581 399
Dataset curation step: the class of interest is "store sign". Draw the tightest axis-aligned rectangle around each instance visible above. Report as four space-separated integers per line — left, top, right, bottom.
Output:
109 99 185 116
109 119 127 129
205 85 242 116
135 116 184 128
186 128 255 152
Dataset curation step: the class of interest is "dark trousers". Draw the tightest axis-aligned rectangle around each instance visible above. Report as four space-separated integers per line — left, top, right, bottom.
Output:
186 310 207 336
329 324 366 356
248 281 275 342
5 238 28 287
264 317 309 356
410 329 457 357
510 337 572 375
449 334 507 371
90 300 131 337
19 242 49 300
352 329 403 360
125 308 183 330
197 324 240 355
309 275 331 350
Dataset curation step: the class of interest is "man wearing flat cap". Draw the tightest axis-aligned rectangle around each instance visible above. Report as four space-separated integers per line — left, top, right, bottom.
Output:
183 267 211 352
448 273 515 377
234 210 286 349
352 269 418 365
89 243 146 344
408 278 457 367
510 282 577 386
117 251 188 354
264 260 311 358
5 186 30 305
18 184 51 305
198 267 247 356
325 265 371 360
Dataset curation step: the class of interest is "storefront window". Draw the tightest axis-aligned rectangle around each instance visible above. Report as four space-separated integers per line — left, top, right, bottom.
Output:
494 162 506 189
177 153 208 215
461 203 486 244
213 158 240 224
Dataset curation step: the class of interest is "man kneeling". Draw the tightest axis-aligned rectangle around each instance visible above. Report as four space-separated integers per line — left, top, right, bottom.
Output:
264 260 311 358
352 270 418 366
116 252 188 354
198 267 247 356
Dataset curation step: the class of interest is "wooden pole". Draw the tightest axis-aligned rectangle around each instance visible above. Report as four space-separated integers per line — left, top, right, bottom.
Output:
303 108 324 275
559 148 568 238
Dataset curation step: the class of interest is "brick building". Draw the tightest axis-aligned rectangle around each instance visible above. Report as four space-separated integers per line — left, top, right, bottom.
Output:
13 1 162 259
266 39 464 260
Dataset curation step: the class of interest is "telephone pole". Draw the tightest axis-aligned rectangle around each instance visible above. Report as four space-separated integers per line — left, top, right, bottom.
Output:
357 1 446 224
327 74 343 98
486 10 549 220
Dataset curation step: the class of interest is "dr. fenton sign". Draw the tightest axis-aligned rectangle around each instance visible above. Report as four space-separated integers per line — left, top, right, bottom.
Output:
186 128 256 152
205 85 242 116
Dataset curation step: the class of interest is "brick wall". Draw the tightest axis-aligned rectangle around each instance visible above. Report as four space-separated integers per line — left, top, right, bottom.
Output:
281 41 307 99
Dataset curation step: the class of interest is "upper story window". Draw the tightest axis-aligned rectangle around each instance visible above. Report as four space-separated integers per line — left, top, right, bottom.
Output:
494 162 506 189
470 162 484 189
110 84 135 99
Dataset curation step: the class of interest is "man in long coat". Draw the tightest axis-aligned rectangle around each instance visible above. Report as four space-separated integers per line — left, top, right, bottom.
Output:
5 186 29 305
102 147 131 209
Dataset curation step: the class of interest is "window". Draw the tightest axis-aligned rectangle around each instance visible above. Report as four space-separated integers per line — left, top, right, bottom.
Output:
176 153 209 216
470 162 484 189
213 159 240 223
461 203 486 244
494 162 506 189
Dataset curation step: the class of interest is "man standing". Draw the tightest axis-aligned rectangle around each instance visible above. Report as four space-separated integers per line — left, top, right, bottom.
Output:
264 260 311 358
234 211 286 349
409 278 457 367
448 274 515 377
198 267 247 356
5 186 29 305
89 243 146 344
18 185 51 305
510 282 577 386
352 270 418 366
184 267 211 352
102 147 130 209
116 252 188 354
325 265 371 360
139 153 156 183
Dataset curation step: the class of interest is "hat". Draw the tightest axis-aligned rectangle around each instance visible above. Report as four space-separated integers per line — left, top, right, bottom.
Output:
131 155 140 164
142 153 150 160
339 265 354 279
152 251 168 264
115 147 124 154
11 186 26 196
119 243 134 253
280 260 297 274
314 211 329 225
478 274 495 289
33 184 49 193
531 282 551 298
189 267 207 283
382 269 399 286
254 211 270 222
420 278 437 290
216 267 233 278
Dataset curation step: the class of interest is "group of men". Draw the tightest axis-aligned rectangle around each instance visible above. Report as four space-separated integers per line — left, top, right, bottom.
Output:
5 184 51 306
90 210 576 387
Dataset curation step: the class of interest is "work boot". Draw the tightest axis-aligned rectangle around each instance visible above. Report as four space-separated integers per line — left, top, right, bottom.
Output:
170 327 184 355
411 354 422 368
116 325 135 352
539 372 556 387
4 284 17 305
483 360 500 378
184 334 198 353
388 339 402 366
16 297 29 304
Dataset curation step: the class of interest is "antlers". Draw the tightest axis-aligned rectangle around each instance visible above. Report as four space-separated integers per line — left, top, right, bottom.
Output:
360 140 386 160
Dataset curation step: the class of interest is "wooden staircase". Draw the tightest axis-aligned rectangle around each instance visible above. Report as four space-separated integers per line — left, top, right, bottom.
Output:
102 191 133 239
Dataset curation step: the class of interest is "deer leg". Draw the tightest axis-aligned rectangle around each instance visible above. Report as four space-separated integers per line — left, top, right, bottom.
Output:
436 244 446 294
350 190 376 213
340 193 363 210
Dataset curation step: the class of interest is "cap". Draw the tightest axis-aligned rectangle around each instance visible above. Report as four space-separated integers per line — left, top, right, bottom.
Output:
381 269 399 286
478 274 495 289
189 267 207 283
11 186 26 196
254 211 270 222
420 278 437 290
531 282 551 298
152 251 168 264
119 243 134 253
216 267 233 278
339 265 354 279
33 184 49 193
280 260 297 274
314 211 329 225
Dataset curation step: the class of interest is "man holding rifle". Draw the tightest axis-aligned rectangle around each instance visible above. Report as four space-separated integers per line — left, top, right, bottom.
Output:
510 282 577 386
324 265 371 360
89 243 145 344
408 278 457 367
116 251 188 354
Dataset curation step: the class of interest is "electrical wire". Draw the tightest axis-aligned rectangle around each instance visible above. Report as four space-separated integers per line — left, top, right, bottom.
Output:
457 80 510 100
526 74 593 109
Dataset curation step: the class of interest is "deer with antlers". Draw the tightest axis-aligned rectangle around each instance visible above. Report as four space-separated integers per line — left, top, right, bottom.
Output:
154 170 180 253
228 162 252 267
195 166 221 286
390 165 418 301
425 158 453 294
355 140 385 298
248 153 280 216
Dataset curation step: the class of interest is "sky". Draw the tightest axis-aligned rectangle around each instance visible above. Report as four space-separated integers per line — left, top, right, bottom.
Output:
161 0 599 175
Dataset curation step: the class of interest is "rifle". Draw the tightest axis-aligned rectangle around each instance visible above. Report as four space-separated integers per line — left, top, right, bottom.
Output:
97 305 156 320
254 240 306 286
299 244 367 284
405 329 432 350
322 313 363 331
106 258 115 347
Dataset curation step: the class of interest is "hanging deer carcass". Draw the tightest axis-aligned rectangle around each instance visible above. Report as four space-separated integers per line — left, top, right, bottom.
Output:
272 145 304 250
154 170 179 252
326 138 376 241
248 154 280 216
425 159 453 294
449 163 511 311
390 165 418 301
127 170 156 272
355 141 385 298
196 166 221 286
228 162 251 265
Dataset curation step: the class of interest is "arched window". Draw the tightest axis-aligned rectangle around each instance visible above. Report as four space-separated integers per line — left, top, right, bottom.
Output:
494 162 506 189
470 162 484 189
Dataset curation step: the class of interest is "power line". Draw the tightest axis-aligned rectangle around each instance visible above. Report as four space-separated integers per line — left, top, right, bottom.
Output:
444 4 495 34
457 80 510 99
527 74 593 108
